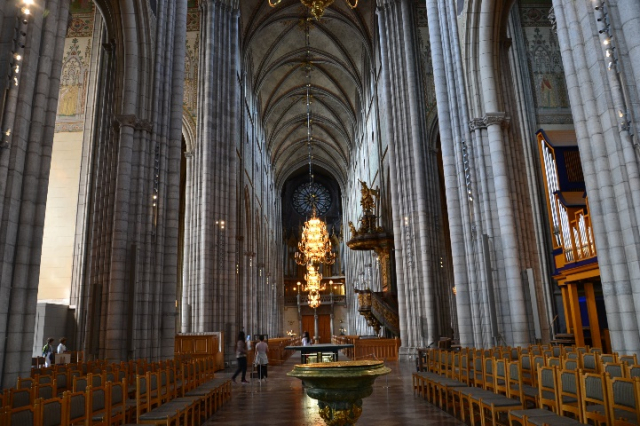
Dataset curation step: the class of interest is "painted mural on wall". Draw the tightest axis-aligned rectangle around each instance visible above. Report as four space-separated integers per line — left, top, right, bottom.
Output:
414 6 438 119
520 3 571 124
187 1 200 32
184 32 200 121
55 37 92 132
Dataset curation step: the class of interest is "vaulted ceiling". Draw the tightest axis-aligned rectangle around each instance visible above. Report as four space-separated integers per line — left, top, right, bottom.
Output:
240 0 376 187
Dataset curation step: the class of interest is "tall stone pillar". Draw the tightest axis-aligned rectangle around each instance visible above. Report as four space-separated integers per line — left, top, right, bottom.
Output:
182 0 240 363
552 0 640 354
69 0 187 362
377 0 447 353
0 0 69 388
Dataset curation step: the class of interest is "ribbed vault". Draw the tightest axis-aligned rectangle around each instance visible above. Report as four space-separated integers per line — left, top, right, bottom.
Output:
240 0 375 186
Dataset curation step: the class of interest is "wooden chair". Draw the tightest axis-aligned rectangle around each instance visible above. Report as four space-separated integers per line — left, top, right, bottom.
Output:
546 357 561 369
41 394 69 426
604 363 626 379
538 366 560 413
508 361 537 408
600 354 618 365
626 364 640 379
606 376 640 426
619 355 638 366
73 376 89 393
557 368 582 421
580 372 609 426
0 399 42 426
562 359 578 371
5 388 34 409
67 390 89 426
16 377 34 390
484 357 496 392
532 355 545 387
580 353 599 373
520 354 534 387
87 385 108 426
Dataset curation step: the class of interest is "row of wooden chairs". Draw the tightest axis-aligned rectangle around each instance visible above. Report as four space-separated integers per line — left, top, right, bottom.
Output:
416 348 640 425
1 356 223 425
0 380 128 426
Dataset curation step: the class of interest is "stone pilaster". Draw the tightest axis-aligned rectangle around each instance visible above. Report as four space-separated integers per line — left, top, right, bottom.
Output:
377 0 447 352
182 0 240 362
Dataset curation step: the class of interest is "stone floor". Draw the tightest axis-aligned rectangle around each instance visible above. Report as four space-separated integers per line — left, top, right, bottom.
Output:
203 353 463 426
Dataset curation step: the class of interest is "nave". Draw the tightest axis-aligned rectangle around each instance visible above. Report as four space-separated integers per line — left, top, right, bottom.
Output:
206 354 462 426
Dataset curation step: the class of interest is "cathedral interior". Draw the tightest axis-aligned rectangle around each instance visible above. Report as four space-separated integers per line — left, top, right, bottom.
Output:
2 0 640 423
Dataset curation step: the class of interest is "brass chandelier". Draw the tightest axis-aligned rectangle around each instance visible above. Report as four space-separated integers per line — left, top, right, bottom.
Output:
268 0 359 20
293 20 335 309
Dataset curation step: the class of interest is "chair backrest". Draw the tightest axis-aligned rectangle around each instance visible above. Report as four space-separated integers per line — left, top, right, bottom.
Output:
473 356 484 387
87 385 107 421
580 372 609 425
538 366 559 412
16 377 34 390
107 381 126 425
519 354 533 386
563 359 578 371
6 400 41 426
606 376 640 426
73 377 88 393
67 390 87 425
558 368 582 420
55 371 68 391
507 361 524 404
627 365 640 378
484 357 495 391
581 353 598 372
41 395 67 426
590 347 603 355
494 359 508 395
566 352 578 360
10 388 33 408
36 383 54 400
576 347 587 354
459 353 470 385
547 357 561 368
552 346 562 357
600 354 617 364
604 363 625 379
619 355 638 366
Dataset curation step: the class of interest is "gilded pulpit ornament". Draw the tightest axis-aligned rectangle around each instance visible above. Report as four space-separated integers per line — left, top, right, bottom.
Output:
346 181 399 336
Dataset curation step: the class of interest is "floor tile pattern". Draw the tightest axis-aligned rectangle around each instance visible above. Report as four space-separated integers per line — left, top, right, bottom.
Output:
203 353 462 426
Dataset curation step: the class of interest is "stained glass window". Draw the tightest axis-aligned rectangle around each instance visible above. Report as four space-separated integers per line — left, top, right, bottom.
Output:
292 182 331 216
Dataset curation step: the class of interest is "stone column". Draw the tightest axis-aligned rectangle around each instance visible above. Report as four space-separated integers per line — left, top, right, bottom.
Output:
0 0 69 388
552 0 640 354
377 0 446 353
182 0 240 362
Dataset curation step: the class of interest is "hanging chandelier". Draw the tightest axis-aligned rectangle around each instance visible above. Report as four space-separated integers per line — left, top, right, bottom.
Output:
298 264 327 309
268 0 359 20
293 21 335 309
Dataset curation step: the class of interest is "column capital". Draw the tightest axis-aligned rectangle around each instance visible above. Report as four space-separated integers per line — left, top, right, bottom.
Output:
483 112 509 129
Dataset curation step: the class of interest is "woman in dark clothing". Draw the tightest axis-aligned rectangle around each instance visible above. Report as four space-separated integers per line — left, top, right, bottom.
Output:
231 331 248 383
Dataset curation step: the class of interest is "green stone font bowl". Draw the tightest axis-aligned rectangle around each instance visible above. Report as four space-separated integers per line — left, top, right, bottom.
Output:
287 360 391 426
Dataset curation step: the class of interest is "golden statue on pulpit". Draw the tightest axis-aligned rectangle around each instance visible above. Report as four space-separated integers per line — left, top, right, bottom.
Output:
359 180 379 213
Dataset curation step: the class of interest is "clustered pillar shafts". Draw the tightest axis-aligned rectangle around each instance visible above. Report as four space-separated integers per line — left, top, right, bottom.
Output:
68 0 186 362
376 0 447 352
552 0 640 355
0 0 69 388
424 0 476 347
182 0 240 362
427 0 558 348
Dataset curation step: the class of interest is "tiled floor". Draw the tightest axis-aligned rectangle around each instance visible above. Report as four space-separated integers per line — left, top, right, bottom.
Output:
203 353 463 425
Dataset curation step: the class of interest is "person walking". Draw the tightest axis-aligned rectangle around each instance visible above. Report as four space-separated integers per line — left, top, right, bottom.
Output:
42 337 55 367
254 335 269 381
57 337 67 354
231 331 249 384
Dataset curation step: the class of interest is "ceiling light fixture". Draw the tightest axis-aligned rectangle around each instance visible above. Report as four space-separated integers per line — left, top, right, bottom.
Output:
268 0 358 20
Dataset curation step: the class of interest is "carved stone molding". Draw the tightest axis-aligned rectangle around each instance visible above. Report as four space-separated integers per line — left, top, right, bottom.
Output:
483 112 509 129
468 118 486 131
113 115 155 132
